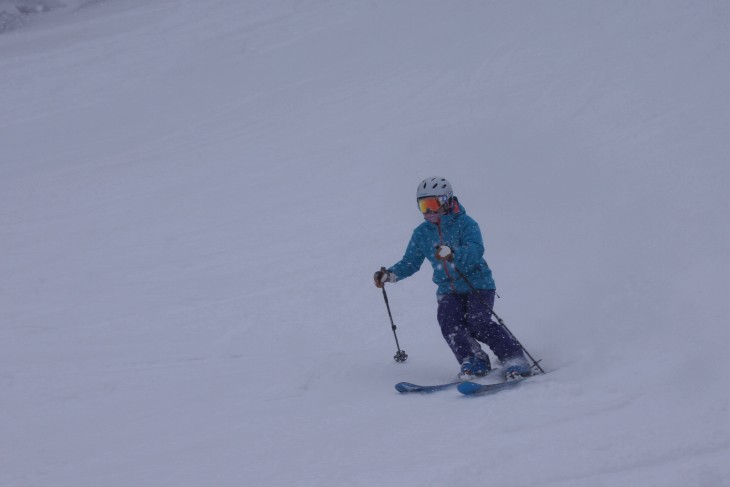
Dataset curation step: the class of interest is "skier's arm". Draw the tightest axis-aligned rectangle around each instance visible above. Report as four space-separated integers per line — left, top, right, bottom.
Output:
388 231 426 281
452 219 485 270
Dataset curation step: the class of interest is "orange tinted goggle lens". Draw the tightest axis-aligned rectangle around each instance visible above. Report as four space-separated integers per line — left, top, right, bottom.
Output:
418 197 444 213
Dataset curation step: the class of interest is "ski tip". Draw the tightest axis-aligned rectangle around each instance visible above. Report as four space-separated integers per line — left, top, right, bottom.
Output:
395 382 417 393
457 381 482 395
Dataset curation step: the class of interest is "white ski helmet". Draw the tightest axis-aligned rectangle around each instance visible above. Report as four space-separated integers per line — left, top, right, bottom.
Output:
416 177 453 199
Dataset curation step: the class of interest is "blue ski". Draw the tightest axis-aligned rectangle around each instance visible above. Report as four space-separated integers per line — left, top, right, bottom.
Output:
457 377 527 395
395 381 461 393
395 368 505 393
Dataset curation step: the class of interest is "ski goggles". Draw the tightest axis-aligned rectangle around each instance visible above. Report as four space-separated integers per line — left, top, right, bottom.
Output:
417 195 449 214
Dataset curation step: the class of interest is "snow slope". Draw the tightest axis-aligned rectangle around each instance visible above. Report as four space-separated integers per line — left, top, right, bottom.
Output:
2 1 729 485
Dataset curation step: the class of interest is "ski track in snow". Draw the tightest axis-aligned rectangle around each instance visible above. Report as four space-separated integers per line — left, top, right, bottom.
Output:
2 1 730 486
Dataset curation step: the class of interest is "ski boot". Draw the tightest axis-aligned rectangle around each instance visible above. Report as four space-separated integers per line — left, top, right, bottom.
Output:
458 355 491 380
501 355 532 381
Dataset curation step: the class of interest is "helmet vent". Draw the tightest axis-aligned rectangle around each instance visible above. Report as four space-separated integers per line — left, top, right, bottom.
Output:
417 177 453 199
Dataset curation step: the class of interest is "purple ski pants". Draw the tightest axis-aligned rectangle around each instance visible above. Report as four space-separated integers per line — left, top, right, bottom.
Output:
437 289 523 364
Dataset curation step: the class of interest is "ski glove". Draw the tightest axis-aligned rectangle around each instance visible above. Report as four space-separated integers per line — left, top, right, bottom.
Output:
374 267 397 288
435 245 453 261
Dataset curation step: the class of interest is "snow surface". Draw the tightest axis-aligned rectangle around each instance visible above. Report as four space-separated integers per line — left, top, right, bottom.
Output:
2 1 730 486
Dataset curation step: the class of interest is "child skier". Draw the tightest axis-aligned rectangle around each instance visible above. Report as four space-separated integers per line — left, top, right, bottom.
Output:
374 177 531 380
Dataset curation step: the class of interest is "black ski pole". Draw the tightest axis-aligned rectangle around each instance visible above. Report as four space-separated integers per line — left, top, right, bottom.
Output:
379 269 408 363
453 266 545 374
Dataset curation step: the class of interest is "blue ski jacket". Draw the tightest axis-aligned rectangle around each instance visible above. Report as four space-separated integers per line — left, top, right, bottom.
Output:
388 202 496 295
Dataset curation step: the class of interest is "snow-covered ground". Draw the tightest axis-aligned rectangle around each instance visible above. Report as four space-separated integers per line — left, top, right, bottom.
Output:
2 1 729 485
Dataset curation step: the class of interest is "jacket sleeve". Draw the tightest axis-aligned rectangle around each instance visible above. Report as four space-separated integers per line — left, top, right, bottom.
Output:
388 229 426 281
453 218 485 270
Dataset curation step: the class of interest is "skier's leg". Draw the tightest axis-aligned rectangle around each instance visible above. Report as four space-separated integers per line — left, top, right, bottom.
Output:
469 337 490 363
436 294 473 364
467 336 492 372
466 290 524 363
